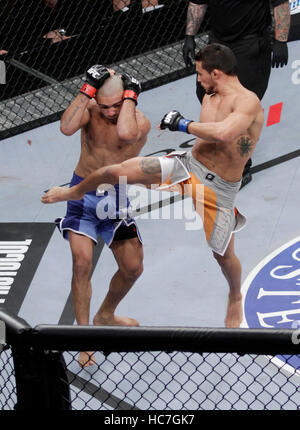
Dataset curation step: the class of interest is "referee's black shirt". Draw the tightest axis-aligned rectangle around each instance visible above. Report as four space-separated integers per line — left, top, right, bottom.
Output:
190 0 288 42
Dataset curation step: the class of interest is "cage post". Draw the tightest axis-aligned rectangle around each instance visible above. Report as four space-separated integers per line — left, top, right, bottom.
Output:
0 309 71 410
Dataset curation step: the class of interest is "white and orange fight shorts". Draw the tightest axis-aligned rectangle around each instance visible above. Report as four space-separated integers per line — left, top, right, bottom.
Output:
158 151 246 256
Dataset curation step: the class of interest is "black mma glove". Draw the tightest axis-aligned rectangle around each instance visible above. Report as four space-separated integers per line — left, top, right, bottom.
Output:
80 65 110 98
160 110 193 133
271 40 288 68
183 35 196 68
121 73 141 105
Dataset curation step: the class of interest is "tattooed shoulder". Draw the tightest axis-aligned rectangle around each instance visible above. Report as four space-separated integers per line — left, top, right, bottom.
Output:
236 135 254 157
140 157 161 174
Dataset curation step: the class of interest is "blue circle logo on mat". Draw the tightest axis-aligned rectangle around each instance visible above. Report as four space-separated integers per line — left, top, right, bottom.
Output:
241 237 300 373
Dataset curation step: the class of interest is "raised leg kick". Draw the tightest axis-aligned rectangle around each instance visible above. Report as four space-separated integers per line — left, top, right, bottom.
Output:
41 156 163 204
43 51 262 335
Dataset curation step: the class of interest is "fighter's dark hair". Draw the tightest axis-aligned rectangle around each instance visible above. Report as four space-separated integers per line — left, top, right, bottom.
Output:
195 43 238 76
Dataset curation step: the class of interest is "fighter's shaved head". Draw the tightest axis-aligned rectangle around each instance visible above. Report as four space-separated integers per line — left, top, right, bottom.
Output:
98 74 124 98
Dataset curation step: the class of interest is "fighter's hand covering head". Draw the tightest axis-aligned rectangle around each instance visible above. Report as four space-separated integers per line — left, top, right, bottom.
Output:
80 65 111 99
121 73 141 105
271 40 288 68
160 110 193 133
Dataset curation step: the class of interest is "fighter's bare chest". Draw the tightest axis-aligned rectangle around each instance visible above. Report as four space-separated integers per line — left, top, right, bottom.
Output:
83 120 126 153
200 96 233 123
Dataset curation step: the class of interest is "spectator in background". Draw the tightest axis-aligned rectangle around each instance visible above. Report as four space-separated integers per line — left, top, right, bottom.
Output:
182 1 290 189
43 28 72 44
113 0 164 13
0 0 69 86
43 0 59 9
0 0 75 56
0 0 173 99
0 0 83 99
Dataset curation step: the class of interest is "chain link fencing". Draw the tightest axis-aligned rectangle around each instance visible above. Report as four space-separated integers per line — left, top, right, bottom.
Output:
2 348 300 410
0 345 16 410
63 350 300 410
0 311 300 411
0 0 209 140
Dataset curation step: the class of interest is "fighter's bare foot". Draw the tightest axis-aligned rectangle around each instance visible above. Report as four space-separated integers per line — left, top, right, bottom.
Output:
78 351 96 368
41 186 84 204
93 314 140 327
225 294 243 328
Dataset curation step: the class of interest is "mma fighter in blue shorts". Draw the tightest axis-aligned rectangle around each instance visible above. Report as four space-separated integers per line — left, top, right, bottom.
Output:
55 65 150 367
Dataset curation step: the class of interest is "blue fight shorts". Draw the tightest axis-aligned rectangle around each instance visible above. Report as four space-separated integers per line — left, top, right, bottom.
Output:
55 172 142 247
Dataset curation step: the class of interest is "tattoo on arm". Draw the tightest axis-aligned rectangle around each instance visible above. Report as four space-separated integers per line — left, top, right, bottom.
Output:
237 136 254 157
274 2 290 42
186 3 208 35
64 97 89 127
65 105 80 126
140 157 161 174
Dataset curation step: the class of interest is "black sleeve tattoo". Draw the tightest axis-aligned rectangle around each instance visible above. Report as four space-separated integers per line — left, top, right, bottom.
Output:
273 2 291 42
186 3 208 35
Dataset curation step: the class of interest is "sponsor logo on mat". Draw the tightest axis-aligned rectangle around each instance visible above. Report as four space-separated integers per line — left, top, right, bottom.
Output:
242 236 300 374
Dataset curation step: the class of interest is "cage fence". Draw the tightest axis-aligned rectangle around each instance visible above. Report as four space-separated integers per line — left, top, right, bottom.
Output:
0 0 209 140
0 312 300 411
61 350 300 411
